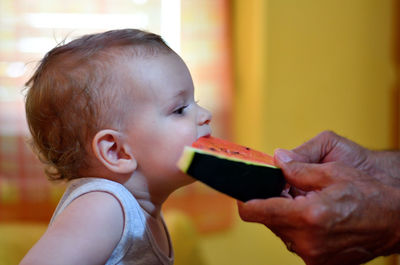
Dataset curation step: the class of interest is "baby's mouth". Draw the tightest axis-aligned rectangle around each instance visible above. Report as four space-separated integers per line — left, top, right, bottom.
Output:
198 127 212 140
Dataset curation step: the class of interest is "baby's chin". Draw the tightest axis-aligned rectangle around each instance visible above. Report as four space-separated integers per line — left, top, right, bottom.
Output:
175 170 196 186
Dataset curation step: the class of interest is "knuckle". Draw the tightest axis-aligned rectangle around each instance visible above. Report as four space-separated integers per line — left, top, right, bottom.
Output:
319 162 334 173
302 204 329 228
297 240 324 263
319 162 340 179
287 162 302 177
320 130 337 139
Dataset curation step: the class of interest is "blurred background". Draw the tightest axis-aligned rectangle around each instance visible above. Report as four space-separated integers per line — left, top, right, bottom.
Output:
0 0 399 264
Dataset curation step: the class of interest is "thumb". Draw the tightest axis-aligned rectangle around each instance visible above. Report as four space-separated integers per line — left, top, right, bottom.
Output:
291 131 341 163
273 148 307 163
275 149 334 191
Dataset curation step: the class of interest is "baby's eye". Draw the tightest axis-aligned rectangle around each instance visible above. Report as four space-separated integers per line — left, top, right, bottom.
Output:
173 105 188 115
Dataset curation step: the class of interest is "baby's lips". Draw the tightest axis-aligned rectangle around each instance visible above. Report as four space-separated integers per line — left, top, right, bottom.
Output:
198 126 212 140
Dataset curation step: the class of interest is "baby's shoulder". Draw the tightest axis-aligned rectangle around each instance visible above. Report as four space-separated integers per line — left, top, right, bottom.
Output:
57 191 124 238
35 191 124 264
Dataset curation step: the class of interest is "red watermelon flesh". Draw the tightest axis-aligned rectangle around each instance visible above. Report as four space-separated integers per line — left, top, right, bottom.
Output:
192 136 276 167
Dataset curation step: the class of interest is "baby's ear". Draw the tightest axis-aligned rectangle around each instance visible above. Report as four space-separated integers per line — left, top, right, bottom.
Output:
92 129 137 174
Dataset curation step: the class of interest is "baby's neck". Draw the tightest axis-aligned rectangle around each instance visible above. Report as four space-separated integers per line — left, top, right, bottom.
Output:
118 174 170 218
113 174 172 257
134 192 163 218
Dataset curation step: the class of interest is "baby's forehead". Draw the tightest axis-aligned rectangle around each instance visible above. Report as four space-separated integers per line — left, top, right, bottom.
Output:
102 53 162 102
107 51 186 101
107 50 177 85
106 52 156 88
105 47 170 74
105 44 171 63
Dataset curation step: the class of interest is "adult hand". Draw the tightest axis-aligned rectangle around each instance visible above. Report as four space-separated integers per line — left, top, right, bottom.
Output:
283 131 400 188
238 160 400 265
238 131 400 265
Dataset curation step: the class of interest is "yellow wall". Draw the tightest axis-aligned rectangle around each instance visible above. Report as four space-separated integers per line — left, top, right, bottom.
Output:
200 0 399 265
234 0 398 153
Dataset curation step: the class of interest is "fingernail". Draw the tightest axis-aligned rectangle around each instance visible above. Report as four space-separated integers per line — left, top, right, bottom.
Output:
275 149 293 163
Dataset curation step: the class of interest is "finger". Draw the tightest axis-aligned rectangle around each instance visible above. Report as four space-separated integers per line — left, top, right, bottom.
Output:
278 160 337 191
237 198 305 227
275 149 329 191
292 131 341 163
289 186 307 197
274 148 308 164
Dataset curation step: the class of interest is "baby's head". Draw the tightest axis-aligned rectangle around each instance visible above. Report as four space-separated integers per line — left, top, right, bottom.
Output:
26 29 212 184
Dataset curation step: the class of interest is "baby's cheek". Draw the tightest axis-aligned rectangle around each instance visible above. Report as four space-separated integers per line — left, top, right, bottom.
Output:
179 125 198 143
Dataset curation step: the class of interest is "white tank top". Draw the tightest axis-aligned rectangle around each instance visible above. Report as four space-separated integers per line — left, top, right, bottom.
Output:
50 178 174 265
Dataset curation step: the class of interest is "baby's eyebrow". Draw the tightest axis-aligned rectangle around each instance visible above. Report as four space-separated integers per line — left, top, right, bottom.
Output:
161 94 184 113
172 89 187 98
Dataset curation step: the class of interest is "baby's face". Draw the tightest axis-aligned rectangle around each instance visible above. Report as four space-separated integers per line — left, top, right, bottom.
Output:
118 52 212 188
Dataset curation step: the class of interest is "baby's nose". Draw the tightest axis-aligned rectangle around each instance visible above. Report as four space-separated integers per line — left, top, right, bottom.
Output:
198 106 212 125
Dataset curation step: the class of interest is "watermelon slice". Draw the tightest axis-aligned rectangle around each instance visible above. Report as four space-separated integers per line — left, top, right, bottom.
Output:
177 136 285 202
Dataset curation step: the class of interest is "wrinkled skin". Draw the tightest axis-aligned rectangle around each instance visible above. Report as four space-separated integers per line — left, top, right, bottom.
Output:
287 130 400 187
238 131 400 265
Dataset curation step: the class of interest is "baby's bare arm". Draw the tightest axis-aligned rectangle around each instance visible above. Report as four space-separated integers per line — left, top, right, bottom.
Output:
19 191 124 265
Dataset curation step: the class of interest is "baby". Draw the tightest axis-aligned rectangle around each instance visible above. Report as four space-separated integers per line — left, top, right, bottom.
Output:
20 29 212 265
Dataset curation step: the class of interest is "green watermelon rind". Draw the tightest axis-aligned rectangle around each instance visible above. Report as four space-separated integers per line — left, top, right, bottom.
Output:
177 146 278 173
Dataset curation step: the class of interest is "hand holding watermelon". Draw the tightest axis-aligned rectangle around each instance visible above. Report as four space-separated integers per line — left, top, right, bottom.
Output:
238 131 400 265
